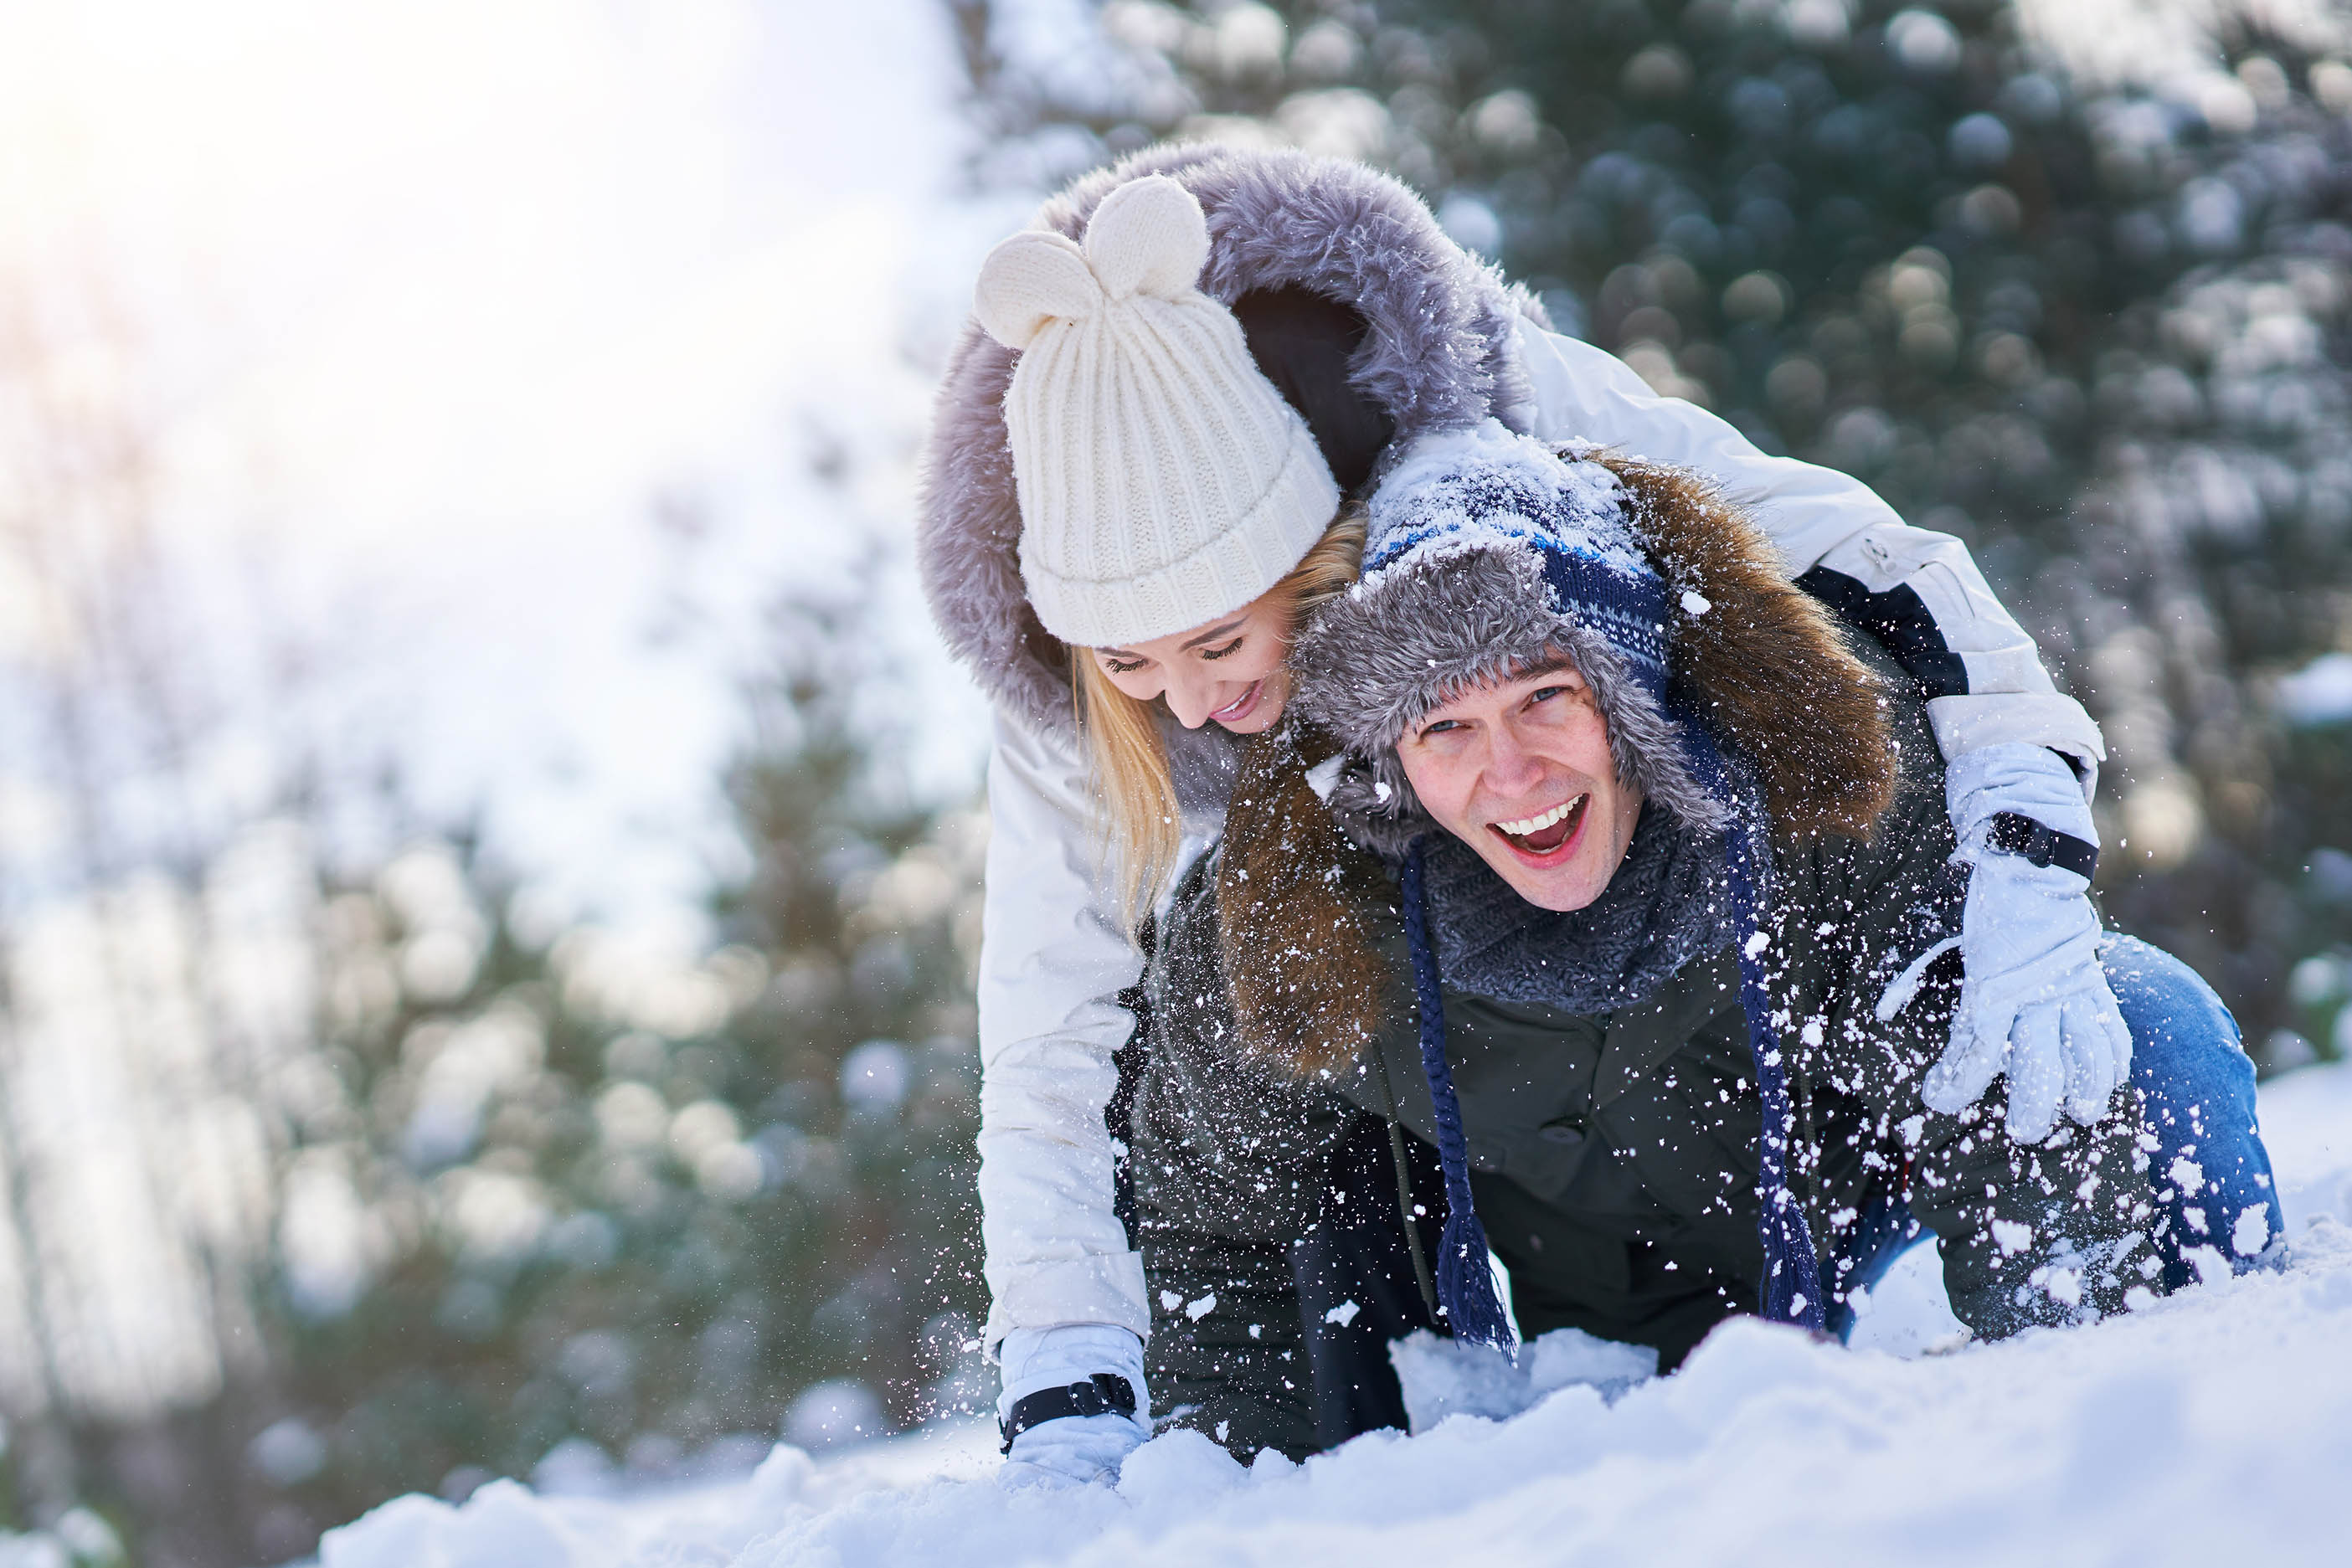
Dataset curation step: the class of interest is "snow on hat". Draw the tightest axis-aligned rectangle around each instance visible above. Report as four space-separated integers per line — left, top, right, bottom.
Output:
1289 423 1827 1345
971 174 1341 649
1289 420 1718 847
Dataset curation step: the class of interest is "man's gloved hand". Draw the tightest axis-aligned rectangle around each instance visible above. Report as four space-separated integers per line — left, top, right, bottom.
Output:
996 1324 1150 1488
1926 743 2134 1144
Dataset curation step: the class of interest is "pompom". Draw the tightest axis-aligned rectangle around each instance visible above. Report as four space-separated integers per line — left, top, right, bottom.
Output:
1083 174 1209 302
973 229 1100 351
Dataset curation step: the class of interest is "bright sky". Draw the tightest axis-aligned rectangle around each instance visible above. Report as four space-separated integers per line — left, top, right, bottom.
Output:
0 0 1005 929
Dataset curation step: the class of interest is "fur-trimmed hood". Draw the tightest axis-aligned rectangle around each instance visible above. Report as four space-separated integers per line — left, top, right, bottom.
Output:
1222 450 1902 1077
918 142 1549 738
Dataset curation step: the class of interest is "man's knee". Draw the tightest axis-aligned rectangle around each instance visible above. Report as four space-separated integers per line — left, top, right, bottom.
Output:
2100 934 2253 1102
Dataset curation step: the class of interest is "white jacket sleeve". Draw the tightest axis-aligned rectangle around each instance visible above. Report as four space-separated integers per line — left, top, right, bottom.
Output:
1516 326 2105 788
974 707 1152 1354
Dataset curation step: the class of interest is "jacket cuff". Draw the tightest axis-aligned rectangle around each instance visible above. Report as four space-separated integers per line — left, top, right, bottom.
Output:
982 1252 1152 1357
1925 693 2106 794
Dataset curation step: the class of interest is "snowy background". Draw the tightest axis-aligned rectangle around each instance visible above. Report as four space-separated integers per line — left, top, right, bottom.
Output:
3 1 2352 1564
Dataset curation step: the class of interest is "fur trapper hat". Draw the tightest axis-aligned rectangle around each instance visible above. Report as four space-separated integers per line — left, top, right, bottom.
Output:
1226 437 1900 1084
1289 428 1898 857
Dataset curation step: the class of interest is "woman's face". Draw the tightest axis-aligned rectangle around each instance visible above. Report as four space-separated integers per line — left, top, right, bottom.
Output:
1089 589 1296 733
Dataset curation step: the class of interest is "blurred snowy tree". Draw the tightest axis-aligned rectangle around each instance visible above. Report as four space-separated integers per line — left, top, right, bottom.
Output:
0 272 398 1566
956 0 2352 1065
0 282 986 1562
256 556 989 1548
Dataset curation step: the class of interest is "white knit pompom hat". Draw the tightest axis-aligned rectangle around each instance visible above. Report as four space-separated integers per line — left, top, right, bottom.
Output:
973 174 1341 649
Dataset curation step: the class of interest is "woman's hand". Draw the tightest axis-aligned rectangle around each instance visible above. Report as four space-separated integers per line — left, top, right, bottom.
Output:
995 1324 1151 1488
1001 1411 1151 1488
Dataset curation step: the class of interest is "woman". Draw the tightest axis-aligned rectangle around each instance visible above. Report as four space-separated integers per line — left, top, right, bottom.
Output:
919 148 2269 1482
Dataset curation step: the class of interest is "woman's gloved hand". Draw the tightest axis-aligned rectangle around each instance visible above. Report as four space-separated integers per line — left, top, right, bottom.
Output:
1927 743 2134 1144
995 1324 1150 1488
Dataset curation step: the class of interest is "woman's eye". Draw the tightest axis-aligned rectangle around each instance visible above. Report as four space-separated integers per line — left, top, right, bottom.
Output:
1103 655 1147 675
1199 638 1245 661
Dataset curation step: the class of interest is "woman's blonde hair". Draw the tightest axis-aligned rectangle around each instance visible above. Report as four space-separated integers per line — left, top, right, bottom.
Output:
1073 506 1367 936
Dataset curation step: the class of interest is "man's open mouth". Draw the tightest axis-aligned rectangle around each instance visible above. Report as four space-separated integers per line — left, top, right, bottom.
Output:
1489 794 1588 858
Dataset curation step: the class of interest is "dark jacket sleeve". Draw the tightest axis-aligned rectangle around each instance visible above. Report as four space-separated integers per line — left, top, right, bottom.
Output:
1133 846 1362 1457
1136 1209 1320 1459
1772 669 2161 1338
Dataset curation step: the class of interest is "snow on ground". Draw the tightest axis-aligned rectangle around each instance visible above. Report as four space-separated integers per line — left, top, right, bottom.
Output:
319 1061 2352 1568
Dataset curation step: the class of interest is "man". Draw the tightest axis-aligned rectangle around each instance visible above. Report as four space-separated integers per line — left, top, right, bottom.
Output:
1120 423 2274 1457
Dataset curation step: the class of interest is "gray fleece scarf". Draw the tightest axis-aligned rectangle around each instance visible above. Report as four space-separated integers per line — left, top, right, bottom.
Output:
1420 790 1758 1015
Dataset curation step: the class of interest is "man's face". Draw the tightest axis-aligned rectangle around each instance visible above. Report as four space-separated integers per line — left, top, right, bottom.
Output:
1395 659 1645 912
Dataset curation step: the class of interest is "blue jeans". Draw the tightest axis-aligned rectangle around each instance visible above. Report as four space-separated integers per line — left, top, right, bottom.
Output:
1828 934 2284 1334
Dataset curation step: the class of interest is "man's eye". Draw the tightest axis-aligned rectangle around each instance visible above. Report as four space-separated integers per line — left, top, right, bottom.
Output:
1199 638 1245 661
1103 655 1147 675
1419 719 1461 738
1529 686 1567 703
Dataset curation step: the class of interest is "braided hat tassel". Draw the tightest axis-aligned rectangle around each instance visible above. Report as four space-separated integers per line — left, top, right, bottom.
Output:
1676 715 1827 1332
1399 841 1518 1351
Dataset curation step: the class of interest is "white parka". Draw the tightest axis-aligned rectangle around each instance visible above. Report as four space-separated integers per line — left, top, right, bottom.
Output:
916 147 2103 1353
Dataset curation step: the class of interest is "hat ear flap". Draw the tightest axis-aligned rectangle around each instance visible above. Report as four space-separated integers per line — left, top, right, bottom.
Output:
1603 456 1898 840
1083 174 1210 302
973 229 1101 351
1219 727 1399 1077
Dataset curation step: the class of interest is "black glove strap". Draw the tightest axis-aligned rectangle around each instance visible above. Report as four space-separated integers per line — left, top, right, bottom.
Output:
1987 811 2098 882
998 1373 1137 1454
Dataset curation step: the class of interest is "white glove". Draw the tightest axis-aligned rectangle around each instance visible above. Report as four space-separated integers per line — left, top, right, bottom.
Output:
1925 744 2133 1144
996 1324 1150 1488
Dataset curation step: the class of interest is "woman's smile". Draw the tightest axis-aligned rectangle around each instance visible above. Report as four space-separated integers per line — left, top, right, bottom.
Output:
1210 680 1266 725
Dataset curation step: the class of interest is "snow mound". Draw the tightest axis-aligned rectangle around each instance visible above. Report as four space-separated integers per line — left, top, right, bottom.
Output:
1389 1324 1656 1431
321 1061 2352 1568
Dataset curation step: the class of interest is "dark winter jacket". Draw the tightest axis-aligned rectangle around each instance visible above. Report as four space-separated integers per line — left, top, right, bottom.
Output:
1126 465 2161 1458
1133 659 2159 1454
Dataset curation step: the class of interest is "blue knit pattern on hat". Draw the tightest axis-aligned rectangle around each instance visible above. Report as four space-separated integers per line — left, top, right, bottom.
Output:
1537 549 1670 704
1361 422 1670 699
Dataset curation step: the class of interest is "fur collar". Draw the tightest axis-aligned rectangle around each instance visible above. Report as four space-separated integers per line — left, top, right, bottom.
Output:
918 142 1550 737
1223 459 1900 1077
